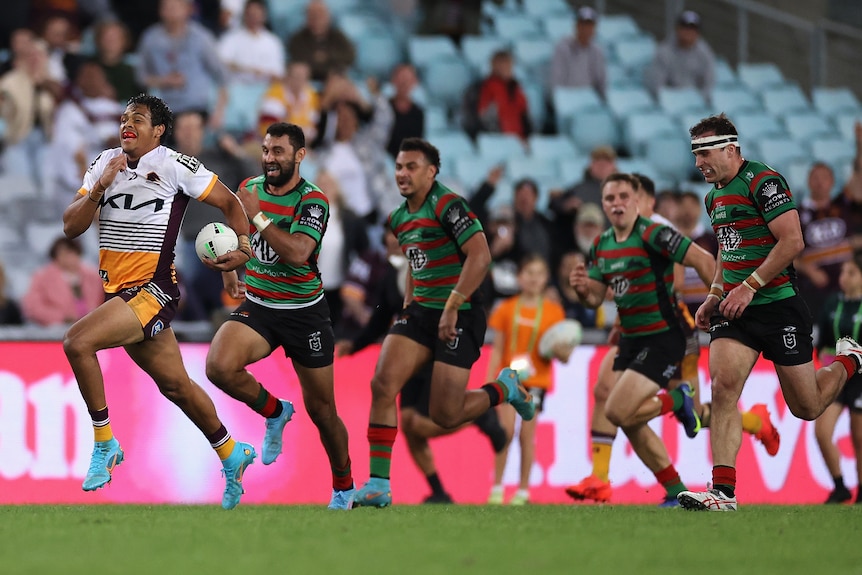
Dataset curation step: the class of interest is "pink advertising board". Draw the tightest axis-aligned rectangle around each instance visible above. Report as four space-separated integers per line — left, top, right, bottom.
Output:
0 342 850 505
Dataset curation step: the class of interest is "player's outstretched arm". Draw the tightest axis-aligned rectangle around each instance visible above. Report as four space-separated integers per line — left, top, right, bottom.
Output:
204 180 252 271
681 241 716 288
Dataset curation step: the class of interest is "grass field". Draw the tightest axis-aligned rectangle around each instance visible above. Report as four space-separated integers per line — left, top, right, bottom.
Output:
1 504 860 575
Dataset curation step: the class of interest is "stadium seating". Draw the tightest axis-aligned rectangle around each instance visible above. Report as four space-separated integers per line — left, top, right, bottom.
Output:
812 87 862 118
552 87 604 132
355 34 403 78
408 35 459 70
645 136 696 182
761 85 813 116
737 62 786 91
623 111 683 156
568 108 619 152
612 37 656 74
461 36 511 75
732 112 789 141
222 81 269 137
596 14 641 46
491 13 543 40
528 134 579 161
522 0 571 18
542 14 575 43
421 59 474 108
606 86 657 118
710 86 763 116
783 113 836 141
476 133 527 162
657 87 708 117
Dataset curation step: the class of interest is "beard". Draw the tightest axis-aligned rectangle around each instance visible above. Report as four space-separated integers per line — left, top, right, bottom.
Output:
263 157 296 187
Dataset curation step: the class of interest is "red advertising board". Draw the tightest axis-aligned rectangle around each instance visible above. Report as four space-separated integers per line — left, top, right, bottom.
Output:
0 342 849 505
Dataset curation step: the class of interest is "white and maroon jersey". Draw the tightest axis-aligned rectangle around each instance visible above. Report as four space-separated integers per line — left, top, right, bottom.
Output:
78 146 219 293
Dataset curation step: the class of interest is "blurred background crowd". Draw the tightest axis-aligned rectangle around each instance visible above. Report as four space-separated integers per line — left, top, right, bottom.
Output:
0 0 860 348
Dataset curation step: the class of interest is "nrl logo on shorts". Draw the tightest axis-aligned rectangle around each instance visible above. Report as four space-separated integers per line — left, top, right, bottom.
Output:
307 205 324 220
308 330 322 352
447 328 462 350
782 325 797 350
151 320 164 338
405 246 427 271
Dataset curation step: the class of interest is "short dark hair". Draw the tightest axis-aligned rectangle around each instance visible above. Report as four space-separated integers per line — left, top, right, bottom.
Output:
517 252 549 273
631 172 655 197
265 122 306 152
689 113 738 139
514 177 539 197
600 172 640 193
399 137 441 172
49 236 82 259
127 94 173 143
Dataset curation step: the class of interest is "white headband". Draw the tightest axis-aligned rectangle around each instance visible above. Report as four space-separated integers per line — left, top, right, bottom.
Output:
691 134 738 152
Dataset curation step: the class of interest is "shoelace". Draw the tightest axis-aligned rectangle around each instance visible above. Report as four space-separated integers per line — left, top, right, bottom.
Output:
86 444 111 474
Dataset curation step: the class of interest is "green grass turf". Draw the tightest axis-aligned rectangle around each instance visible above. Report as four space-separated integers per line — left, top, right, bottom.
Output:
1 504 860 575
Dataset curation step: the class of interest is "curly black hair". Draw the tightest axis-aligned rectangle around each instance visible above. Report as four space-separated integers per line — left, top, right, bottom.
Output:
127 93 173 143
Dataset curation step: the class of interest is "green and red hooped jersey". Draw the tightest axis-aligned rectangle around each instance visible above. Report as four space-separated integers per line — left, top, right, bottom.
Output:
387 181 484 310
242 175 329 308
704 160 798 305
588 215 692 337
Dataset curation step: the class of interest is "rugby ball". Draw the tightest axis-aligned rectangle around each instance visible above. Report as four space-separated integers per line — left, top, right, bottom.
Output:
538 319 583 359
195 222 238 261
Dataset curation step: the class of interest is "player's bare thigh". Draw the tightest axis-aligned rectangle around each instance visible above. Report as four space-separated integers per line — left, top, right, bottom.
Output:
605 369 660 426
372 334 433 399
208 319 273 373
65 297 144 351
124 327 191 389
708 337 758 399
427 360 472 422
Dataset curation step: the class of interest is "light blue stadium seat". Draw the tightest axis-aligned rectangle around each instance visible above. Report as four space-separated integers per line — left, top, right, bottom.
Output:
615 157 656 179
607 62 638 89
493 13 543 39
750 139 810 175
421 58 474 108
522 0 571 17
507 156 558 181
338 11 388 42
223 81 269 136
812 87 862 118
710 86 763 116
454 155 503 190
783 113 836 142
733 112 788 142
513 38 554 71
425 105 450 135
522 82 547 132
356 34 403 78
542 15 575 43
408 35 459 70
645 136 696 182
623 111 683 156
810 138 857 168
678 111 708 136
761 85 812 116
269 0 308 38
568 109 619 152
552 86 604 132
737 62 786 91
528 134 578 161
612 37 656 73
461 36 511 74
785 161 813 198
596 14 640 46
657 87 708 116
430 131 476 165
715 59 739 88
606 86 657 118
833 112 861 142
477 133 527 162
558 157 589 184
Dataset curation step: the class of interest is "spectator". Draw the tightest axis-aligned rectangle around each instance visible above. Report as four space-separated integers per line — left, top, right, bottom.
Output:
674 190 719 317
477 50 531 140
552 250 597 327
315 77 399 223
21 237 103 327
217 0 284 85
467 163 506 228
287 0 356 83
795 162 851 319
173 110 257 322
0 39 60 194
0 28 36 75
836 121 862 250
46 60 124 218
92 19 143 103
136 0 227 128
549 6 606 97
484 204 520 302
571 201 605 255
39 13 82 86
512 178 554 265
0 260 23 326
549 144 616 251
385 63 424 158
315 170 371 336
417 0 481 45
654 189 681 222
258 61 320 143
646 10 715 101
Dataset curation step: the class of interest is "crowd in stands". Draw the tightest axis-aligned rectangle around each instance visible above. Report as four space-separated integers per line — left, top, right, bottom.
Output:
0 0 861 356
